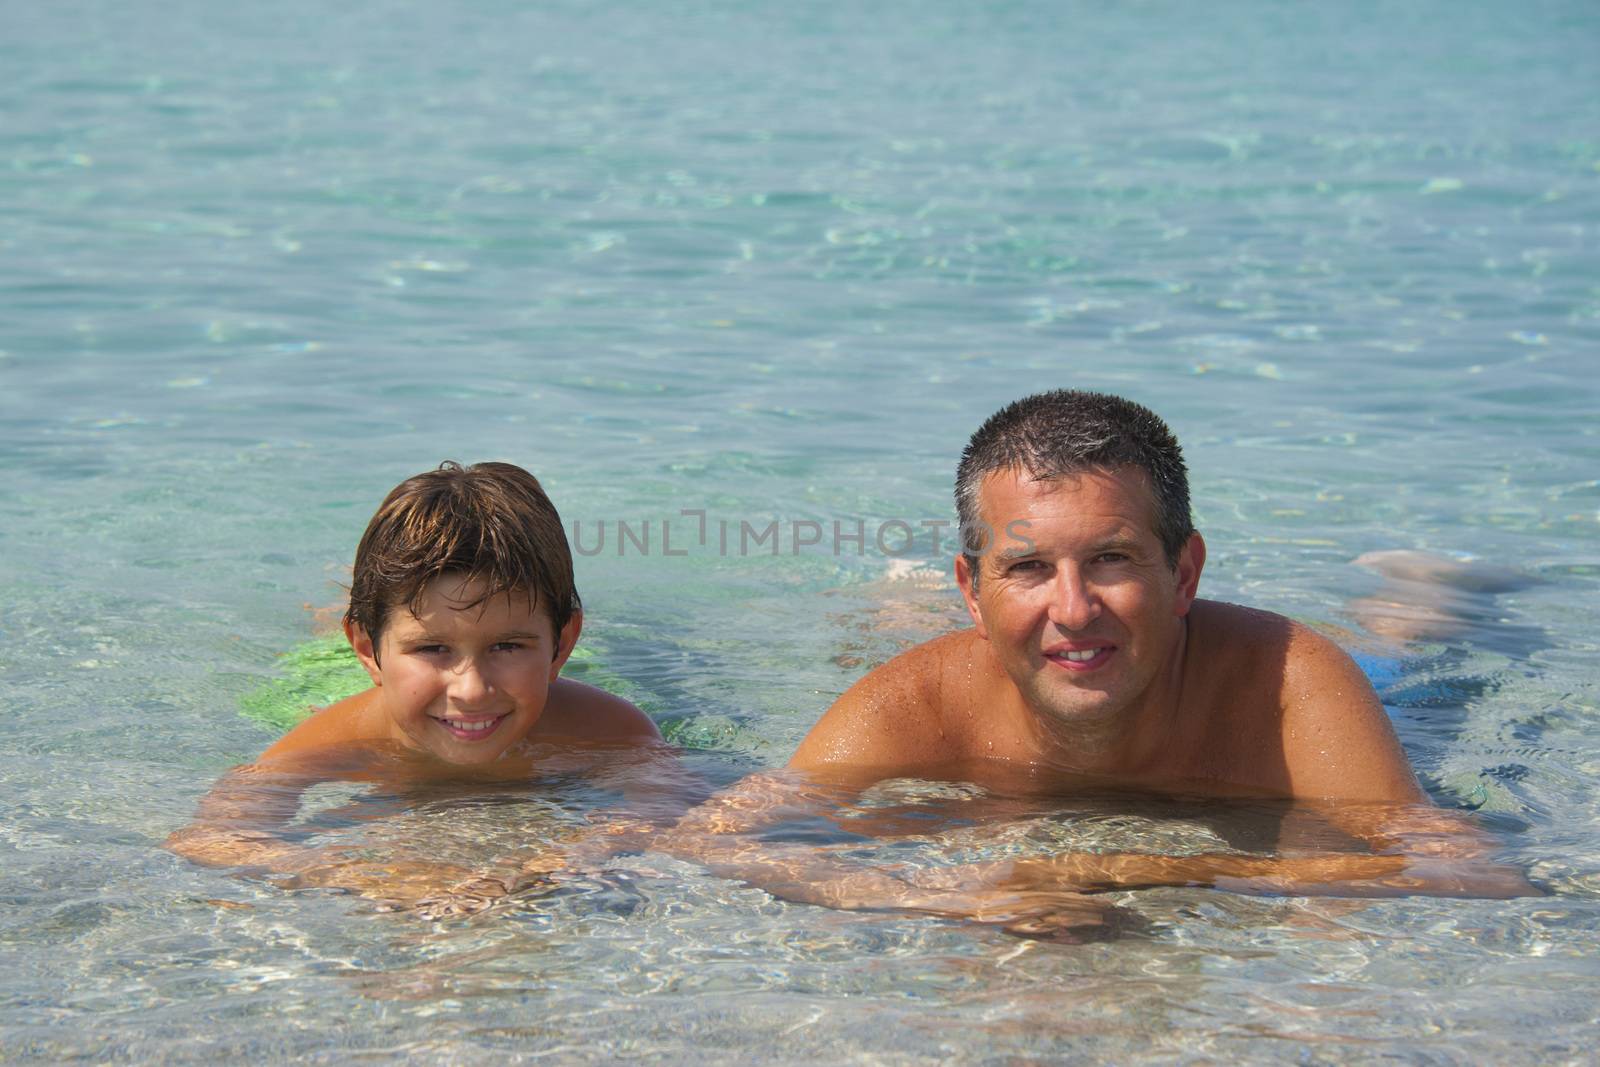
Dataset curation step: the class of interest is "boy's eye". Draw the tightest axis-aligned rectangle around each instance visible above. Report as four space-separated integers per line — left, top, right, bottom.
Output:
410 644 449 655
491 641 528 653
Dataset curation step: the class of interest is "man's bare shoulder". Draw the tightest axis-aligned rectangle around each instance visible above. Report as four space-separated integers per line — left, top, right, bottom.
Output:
789 630 977 775
534 679 663 744
1190 597 1296 643
1192 599 1422 802
1193 598 1374 677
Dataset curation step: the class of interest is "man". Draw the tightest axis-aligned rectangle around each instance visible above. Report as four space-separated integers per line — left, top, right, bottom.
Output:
790 389 1420 802
668 391 1532 926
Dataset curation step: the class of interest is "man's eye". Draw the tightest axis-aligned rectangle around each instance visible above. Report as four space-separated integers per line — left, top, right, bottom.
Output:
1006 559 1045 574
1095 553 1129 564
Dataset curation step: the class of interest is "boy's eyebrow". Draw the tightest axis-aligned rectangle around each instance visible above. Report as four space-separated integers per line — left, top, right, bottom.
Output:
398 628 548 643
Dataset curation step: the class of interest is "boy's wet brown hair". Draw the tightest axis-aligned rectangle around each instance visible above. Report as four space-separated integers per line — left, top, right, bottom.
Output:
345 461 579 657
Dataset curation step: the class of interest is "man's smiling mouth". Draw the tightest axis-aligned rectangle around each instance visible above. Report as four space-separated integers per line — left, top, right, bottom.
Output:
1045 646 1115 670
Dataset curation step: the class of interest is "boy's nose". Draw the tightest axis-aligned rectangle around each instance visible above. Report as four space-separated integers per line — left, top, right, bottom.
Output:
448 659 495 704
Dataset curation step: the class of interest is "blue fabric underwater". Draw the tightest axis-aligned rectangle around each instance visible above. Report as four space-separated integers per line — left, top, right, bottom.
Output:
1351 650 1408 693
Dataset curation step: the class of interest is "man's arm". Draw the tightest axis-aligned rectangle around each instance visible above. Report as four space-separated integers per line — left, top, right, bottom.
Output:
660 772 1538 940
695 626 1532 917
1166 621 1537 897
789 636 954 777
1276 622 1426 803
672 792 1535 923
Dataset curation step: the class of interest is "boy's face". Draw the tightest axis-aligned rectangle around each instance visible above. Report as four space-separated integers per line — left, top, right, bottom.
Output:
347 574 578 766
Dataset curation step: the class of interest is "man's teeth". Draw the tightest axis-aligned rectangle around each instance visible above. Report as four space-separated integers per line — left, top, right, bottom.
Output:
1058 649 1101 662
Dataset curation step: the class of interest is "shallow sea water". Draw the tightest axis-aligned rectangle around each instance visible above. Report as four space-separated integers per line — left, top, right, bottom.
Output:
3 0 1599 1062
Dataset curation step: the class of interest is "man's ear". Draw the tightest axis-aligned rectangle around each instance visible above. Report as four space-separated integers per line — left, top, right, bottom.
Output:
345 618 384 686
549 609 583 680
1173 532 1206 617
954 553 990 640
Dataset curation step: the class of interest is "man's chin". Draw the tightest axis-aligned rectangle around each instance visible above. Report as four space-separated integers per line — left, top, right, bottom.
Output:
1024 683 1126 727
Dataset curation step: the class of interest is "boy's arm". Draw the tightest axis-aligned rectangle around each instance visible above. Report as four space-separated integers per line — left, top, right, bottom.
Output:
165 693 381 872
164 747 506 914
164 756 336 872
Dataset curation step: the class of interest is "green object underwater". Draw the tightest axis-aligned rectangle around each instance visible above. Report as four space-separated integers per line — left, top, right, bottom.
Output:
237 635 632 733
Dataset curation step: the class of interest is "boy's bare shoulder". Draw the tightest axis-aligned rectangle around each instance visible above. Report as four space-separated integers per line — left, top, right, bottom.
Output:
256 688 387 765
535 678 662 744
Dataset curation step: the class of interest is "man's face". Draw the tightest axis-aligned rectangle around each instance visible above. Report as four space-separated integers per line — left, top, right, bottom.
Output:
956 466 1203 732
348 574 577 766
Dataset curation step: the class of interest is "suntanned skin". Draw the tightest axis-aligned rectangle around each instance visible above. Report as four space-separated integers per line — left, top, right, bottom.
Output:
664 465 1532 930
167 575 666 915
266 575 660 768
260 678 659 772
791 608 1418 803
791 466 1421 804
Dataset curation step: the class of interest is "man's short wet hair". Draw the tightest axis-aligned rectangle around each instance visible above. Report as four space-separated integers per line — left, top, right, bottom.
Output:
955 390 1194 576
345 461 579 655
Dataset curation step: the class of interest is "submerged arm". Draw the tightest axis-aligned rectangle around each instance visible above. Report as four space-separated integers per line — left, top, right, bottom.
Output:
662 773 1538 934
658 771 961 911
164 761 327 872
163 757 508 914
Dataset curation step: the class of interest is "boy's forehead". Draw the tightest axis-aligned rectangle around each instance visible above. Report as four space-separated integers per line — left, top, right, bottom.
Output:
396 575 546 625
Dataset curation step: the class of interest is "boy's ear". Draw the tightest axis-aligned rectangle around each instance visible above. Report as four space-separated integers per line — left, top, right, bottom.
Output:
344 619 384 686
549 609 583 680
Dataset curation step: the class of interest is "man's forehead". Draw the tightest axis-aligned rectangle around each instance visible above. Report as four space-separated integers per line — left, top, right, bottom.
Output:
977 464 1158 512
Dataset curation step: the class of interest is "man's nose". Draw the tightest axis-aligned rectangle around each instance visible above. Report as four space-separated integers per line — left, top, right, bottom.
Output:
1047 567 1101 631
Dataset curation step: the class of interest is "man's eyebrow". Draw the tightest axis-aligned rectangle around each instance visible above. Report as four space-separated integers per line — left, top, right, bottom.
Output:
993 533 1147 561
1092 535 1146 553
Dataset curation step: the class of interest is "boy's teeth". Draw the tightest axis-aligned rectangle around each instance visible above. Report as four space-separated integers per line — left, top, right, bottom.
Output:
1061 649 1099 662
446 718 497 731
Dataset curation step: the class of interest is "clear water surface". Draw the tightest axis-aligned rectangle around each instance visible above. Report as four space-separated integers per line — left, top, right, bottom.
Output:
3 0 1598 1062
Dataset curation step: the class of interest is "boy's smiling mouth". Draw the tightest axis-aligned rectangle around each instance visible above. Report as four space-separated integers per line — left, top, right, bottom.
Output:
432 714 509 740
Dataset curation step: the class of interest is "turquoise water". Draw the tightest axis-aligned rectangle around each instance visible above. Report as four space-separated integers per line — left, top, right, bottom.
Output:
4 0 1598 1060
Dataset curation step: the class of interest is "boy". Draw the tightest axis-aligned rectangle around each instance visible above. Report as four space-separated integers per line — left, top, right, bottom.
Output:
167 462 664 914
